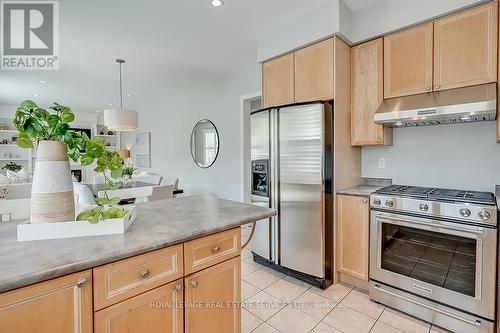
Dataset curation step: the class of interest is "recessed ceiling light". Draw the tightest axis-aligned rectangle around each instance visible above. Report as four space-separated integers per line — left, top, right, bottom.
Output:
211 0 223 7
34 94 40 97
39 80 47 84
108 103 113 106
96 110 100 113
126 93 131 98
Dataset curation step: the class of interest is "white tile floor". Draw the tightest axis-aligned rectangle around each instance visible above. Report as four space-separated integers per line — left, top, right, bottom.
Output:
240 225 452 333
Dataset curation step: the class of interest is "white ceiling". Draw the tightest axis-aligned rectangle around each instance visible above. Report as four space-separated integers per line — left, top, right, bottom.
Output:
0 0 328 112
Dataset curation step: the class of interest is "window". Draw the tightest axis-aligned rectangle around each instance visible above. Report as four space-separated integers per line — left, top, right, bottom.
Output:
203 129 217 165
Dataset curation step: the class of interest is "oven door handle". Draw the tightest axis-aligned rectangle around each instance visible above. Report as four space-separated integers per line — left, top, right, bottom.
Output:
375 213 484 235
372 284 482 327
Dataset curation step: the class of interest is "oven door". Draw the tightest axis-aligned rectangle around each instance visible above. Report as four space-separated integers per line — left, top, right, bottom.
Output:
370 210 497 320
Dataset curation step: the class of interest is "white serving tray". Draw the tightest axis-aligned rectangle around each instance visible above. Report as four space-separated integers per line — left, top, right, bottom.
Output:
17 205 137 241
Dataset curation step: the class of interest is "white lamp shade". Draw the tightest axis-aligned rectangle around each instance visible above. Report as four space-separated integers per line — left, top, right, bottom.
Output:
104 109 138 131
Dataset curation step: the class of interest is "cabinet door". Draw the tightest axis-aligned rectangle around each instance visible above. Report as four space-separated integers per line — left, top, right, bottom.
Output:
94 280 184 333
0 270 92 333
351 38 392 146
434 2 498 91
262 53 295 108
336 195 369 281
185 256 241 333
294 38 334 102
384 23 434 98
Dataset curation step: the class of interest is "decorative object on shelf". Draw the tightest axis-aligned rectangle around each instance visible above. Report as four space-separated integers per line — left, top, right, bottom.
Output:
117 149 130 159
121 164 136 188
104 59 138 132
135 132 151 168
2 161 22 172
107 130 114 135
0 123 7 130
190 119 219 168
11 136 17 143
0 185 8 199
1 139 7 144
99 129 105 135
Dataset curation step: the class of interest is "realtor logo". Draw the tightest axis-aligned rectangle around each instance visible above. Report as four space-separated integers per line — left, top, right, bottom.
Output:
1 1 59 70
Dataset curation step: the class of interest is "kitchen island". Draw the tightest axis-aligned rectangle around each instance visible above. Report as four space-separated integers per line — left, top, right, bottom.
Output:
0 195 275 333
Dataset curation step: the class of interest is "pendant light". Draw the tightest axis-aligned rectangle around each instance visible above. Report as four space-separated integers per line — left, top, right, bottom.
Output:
104 58 138 131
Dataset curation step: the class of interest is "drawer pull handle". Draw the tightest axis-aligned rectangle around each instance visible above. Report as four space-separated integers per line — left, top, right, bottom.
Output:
76 277 88 288
191 280 199 288
140 270 151 279
175 284 183 292
212 246 220 253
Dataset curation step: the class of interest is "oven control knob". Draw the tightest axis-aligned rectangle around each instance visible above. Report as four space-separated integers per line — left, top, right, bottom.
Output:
459 208 471 217
478 211 491 221
373 198 381 206
385 200 394 207
419 204 429 212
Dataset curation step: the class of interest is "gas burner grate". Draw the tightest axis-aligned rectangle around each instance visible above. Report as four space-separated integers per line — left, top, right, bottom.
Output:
376 185 496 205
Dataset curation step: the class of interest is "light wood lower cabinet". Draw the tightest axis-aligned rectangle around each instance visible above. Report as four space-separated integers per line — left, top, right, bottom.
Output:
185 256 241 333
0 270 93 333
94 280 184 333
336 195 370 281
0 228 242 333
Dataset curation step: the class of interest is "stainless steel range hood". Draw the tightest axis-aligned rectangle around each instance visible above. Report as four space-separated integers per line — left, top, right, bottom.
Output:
374 83 497 127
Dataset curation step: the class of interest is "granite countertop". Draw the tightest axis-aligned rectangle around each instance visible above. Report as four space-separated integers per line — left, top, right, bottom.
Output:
337 178 392 197
336 185 385 197
0 195 276 293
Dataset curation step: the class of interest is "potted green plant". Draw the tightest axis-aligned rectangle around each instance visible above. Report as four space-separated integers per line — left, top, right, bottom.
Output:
121 164 136 188
14 100 126 224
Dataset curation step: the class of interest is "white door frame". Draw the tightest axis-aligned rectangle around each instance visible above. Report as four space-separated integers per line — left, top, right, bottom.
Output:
239 91 262 203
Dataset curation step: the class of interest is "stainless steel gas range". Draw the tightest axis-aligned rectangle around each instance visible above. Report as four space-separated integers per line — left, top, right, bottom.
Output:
369 185 498 333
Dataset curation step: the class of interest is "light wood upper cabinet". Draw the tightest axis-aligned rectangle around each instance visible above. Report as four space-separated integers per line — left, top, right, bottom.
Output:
351 38 392 146
434 2 498 91
95 280 184 333
262 53 295 108
294 38 334 102
185 257 241 333
0 270 92 333
384 23 434 98
336 195 369 281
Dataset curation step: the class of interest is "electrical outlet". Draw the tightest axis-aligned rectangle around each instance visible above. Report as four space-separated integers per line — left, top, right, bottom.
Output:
378 158 386 169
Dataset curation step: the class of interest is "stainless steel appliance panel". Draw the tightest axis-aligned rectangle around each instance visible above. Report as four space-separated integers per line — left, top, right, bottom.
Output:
370 210 497 320
251 110 272 261
278 104 325 278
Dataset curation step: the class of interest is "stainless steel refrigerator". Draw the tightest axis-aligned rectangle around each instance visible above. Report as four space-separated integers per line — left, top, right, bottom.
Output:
250 102 333 288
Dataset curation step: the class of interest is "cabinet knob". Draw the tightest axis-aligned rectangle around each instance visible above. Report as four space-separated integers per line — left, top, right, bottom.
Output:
377 139 381 143
140 270 151 279
434 85 441 90
211 246 220 253
426 87 431 91
175 284 184 292
363 199 368 204
191 280 199 288
76 277 88 288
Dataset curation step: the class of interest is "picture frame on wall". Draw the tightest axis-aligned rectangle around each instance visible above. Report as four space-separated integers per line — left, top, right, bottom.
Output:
136 132 151 168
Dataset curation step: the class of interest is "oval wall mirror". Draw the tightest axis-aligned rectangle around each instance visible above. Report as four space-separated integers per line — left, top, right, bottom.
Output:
190 119 219 168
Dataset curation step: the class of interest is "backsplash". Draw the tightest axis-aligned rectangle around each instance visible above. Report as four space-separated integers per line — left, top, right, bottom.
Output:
362 121 500 192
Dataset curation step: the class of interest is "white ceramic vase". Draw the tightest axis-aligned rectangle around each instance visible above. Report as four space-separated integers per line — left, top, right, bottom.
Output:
30 141 75 223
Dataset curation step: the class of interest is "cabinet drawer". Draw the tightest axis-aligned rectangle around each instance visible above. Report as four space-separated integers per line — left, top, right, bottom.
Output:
93 244 183 310
184 228 241 275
